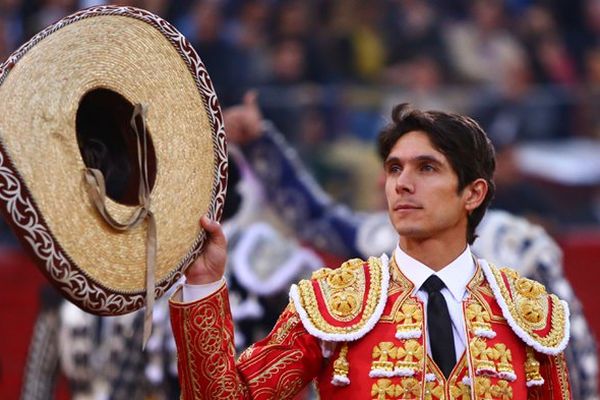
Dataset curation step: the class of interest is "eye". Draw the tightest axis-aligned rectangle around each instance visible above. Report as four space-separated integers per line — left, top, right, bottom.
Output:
420 163 436 172
387 164 402 174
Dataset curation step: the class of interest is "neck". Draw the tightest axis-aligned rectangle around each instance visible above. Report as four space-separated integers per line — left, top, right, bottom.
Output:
398 235 468 271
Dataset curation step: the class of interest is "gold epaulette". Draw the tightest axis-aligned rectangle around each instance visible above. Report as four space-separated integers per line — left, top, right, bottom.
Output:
481 262 569 355
289 256 390 342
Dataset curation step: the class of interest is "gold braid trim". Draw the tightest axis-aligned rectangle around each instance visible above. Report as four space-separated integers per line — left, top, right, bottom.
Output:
483 263 569 353
291 256 387 339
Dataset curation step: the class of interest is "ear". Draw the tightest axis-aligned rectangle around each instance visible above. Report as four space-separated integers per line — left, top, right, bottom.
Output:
463 178 488 212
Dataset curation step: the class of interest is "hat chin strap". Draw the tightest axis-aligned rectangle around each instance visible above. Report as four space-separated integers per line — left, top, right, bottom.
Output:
83 103 156 349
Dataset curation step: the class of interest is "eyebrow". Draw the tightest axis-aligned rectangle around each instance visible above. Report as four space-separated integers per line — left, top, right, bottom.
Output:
384 154 445 168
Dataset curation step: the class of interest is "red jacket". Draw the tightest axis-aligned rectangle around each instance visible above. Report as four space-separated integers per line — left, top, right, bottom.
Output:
169 255 571 399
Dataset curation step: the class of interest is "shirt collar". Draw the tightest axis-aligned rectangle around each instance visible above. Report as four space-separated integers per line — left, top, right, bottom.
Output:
393 244 476 302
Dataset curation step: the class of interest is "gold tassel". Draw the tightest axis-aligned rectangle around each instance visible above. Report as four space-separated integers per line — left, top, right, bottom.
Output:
331 342 350 386
524 346 545 387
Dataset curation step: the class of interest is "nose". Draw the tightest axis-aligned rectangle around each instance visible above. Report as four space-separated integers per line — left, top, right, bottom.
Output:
395 169 415 194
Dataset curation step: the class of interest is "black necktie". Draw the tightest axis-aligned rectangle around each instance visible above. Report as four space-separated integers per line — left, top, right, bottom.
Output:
421 275 456 378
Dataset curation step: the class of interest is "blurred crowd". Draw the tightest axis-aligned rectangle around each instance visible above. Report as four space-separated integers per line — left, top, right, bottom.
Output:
2 0 600 228
2 2 600 399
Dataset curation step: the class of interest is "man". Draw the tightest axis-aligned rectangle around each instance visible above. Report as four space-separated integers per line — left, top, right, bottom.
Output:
169 104 571 399
227 94 596 399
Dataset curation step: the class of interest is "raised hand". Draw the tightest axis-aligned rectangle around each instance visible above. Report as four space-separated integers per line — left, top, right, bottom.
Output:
185 215 228 285
224 90 263 144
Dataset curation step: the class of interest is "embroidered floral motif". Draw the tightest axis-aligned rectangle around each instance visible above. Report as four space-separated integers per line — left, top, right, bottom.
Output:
327 268 357 288
330 291 359 317
424 379 445 400
492 380 514 400
475 377 494 399
470 338 498 376
268 314 301 345
371 379 397 400
450 381 471 400
370 342 397 377
466 302 496 339
394 339 424 376
397 377 421 399
493 343 517 381
395 301 423 339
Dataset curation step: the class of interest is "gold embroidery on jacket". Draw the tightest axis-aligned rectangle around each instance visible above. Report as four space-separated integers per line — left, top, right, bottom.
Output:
493 343 517 381
470 338 498 376
525 346 545 387
183 289 246 398
555 352 571 400
296 257 384 334
466 302 495 337
371 378 397 400
252 368 305 399
397 377 421 398
489 265 567 349
475 377 494 399
492 380 514 400
424 379 445 400
395 339 425 376
319 260 365 321
450 381 472 400
331 342 350 385
268 314 301 345
246 350 303 385
448 357 471 399
371 342 397 375
394 300 423 339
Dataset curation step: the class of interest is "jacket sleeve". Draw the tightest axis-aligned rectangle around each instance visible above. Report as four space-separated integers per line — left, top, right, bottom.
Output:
169 282 324 399
528 351 572 400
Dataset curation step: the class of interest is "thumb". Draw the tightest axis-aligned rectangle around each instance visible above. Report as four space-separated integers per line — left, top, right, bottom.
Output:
243 90 258 110
200 215 227 248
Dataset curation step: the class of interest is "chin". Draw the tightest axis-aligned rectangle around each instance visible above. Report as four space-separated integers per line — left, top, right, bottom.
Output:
393 224 426 238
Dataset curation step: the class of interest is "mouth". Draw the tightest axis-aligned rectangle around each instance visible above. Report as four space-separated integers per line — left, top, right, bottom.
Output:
393 204 422 211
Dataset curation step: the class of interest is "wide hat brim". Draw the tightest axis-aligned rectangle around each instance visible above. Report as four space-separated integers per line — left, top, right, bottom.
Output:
0 6 227 315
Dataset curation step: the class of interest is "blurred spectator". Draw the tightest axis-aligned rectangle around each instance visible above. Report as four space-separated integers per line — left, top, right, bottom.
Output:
321 0 358 82
489 143 560 232
224 0 271 85
322 0 388 83
469 53 574 227
383 55 454 112
269 0 329 84
0 16 10 61
182 0 248 106
444 0 526 87
384 0 451 85
343 1 386 83
471 52 572 144
579 46 600 138
0 0 24 59
517 5 579 86
25 0 77 38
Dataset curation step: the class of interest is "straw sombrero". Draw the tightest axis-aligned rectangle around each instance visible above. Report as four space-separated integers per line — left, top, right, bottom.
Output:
0 6 227 316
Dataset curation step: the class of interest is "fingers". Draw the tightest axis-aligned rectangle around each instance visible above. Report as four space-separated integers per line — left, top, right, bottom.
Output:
200 215 227 247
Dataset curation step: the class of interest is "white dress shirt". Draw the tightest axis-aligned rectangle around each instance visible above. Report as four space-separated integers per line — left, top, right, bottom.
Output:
182 278 225 302
394 244 476 363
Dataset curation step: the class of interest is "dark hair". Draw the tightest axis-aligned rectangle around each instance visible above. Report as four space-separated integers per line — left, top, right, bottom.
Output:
377 103 496 244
